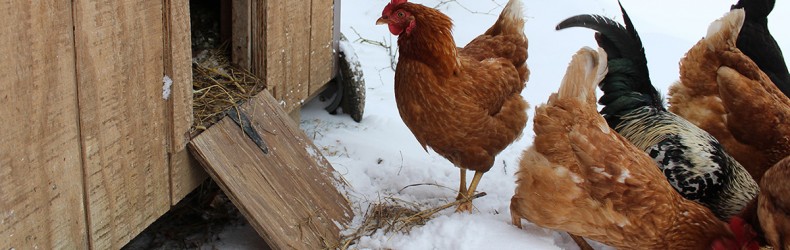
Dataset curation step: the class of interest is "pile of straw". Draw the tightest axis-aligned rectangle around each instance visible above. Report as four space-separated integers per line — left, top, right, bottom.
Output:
336 193 486 249
191 48 266 135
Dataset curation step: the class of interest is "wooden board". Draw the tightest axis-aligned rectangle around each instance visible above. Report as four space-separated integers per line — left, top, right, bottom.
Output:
169 148 207 205
0 1 88 249
164 0 202 205
309 0 336 97
189 90 352 250
264 0 312 113
72 0 170 248
163 0 194 154
232 0 252 69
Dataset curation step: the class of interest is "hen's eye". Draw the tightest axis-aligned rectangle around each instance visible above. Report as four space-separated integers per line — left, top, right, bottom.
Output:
397 12 404 17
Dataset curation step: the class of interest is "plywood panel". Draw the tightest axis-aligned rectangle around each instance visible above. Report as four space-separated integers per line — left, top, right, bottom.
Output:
0 1 88 249
310 0 336 97
190 90 352 250
72 0 170 248
163 0 202 205
265 0 312 113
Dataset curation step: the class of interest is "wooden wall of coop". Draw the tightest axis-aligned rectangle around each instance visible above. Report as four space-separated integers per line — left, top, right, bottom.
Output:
0 0 337 249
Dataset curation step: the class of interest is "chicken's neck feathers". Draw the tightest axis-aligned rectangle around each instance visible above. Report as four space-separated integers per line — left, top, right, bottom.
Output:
396 4 459 78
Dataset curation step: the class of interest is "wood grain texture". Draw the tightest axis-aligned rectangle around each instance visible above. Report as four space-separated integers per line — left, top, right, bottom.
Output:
169 148 207 205
72 0 170 248
163 0 194 154
232 0 252 69
0 1 88 249
309 0 336 97
190 90 352 250
264 0 312 113
163 0 200 205
251 0 267 83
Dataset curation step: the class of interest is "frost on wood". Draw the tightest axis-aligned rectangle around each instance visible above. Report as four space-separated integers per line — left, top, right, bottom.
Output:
162 75 173 100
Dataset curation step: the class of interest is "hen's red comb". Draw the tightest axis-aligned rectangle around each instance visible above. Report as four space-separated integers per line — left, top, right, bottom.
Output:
383 0 407 15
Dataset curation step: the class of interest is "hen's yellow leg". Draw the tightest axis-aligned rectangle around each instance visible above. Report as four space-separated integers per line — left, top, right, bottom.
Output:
456 168 467 201
456 171 484 213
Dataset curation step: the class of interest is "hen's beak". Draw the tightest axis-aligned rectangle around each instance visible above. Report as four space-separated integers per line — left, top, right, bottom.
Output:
376 17 388 25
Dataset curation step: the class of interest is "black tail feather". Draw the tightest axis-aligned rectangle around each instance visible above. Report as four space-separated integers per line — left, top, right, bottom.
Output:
556 1 664 128
731 0 790 98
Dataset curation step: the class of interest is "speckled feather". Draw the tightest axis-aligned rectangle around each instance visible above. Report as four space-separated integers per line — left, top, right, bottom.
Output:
511 48 737 249
557 7 758 220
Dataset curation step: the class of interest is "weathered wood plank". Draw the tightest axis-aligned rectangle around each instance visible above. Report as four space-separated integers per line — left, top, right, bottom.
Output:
72 0 170 248
310 0 336 97
251 0 266 81
169 148 207 204
189 90 352 250
265 0 312 113
0 1 88 249
232 0 252 69
163 0 200 205
163 0 193 154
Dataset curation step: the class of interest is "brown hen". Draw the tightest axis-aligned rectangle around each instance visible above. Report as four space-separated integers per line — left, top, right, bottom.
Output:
759 155 790 250
510 47 760 250
376 0 528 212
668 8 790 183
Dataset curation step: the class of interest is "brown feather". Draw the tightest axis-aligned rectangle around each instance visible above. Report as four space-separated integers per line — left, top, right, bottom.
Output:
759 155 790 250
512 47 738 249
669 8 790 182
390 0 529 172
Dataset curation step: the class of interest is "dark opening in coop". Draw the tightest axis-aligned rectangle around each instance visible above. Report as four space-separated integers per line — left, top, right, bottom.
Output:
189 0 266 136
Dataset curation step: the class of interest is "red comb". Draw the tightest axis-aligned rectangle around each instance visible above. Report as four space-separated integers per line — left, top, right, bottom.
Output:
383 0 407 15
728 217 759 250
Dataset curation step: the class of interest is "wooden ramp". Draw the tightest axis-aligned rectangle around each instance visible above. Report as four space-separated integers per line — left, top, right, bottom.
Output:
189 90 352 249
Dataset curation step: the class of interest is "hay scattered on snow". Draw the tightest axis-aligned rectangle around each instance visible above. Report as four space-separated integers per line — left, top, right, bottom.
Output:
336 192 486 250
191 48 266 135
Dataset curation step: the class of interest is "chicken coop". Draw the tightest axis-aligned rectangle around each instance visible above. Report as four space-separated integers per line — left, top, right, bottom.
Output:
1 0 357 249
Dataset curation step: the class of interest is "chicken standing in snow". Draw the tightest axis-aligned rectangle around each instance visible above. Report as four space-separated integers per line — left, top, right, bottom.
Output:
510 47 760 250
669 0 790 184
555 3 759 221
375 0 529 212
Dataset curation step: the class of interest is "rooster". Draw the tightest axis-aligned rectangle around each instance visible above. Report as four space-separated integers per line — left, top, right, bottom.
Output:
556 3 758 220
376 0 529 212
731 0 790 98
510 47 760 250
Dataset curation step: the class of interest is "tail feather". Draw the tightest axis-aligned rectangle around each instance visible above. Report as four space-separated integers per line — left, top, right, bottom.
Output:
555 47 608 107
731 0 790 98
556 2 663 128
486 0 525 36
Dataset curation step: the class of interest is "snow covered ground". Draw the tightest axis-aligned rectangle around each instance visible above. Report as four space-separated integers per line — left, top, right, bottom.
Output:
298 0 790 249
191 0 790 249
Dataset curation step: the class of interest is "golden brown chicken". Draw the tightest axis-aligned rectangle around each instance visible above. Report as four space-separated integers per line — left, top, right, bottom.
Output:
510 47 760 250
376 0 528 212
759 155 790 250
668 8 790 183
